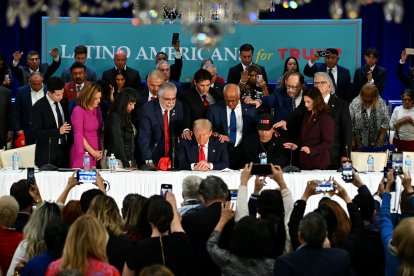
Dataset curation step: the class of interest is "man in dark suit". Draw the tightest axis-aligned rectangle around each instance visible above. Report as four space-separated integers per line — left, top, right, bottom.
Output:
11 49 61 86
273 212 353 275
155 40 182 82
12 72 46 146
181 176 235 276
63 62 88 104
227 43 268 86
101 49 142 90
203 63 225 96
0 86 11 149
61 45 97 83
31 77 72 168
179 119 229 170
353 47 387 99
137 70 165 105
206 83 257 168
138 82 184 168
182 69 223 139
156 60 183 96
304 48 352 103
397 49 414 89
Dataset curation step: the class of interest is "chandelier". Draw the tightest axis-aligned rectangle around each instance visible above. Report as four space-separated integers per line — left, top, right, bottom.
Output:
5 0 405 29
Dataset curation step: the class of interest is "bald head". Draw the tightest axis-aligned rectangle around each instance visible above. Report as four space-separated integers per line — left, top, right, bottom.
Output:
29 72 44 92
114 50 127 69
224 84 240 109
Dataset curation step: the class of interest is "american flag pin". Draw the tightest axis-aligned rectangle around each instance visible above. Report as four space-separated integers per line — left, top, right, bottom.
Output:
213 149 216 152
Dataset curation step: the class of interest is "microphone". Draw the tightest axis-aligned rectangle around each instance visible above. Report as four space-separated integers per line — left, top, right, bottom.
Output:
282 145 300 173
170 135 180 171
140 143 158 171
40 137 58 171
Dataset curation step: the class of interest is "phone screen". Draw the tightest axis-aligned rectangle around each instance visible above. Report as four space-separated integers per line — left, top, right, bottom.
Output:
27 168 35 186
392 152 403 175
342 161 353 182
160 184 173 197
251 164 272 176
315 180 335 193
76 171 97 183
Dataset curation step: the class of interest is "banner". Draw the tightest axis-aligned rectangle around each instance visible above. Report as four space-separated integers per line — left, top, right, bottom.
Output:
42 17 362 83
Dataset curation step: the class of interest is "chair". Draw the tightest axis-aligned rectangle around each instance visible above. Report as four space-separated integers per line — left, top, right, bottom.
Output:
0 144 36 168
350 151 388 172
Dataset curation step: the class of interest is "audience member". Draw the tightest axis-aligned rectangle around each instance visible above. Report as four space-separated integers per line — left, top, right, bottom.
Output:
202 62 225 94
390 89 414 151
61 45 97 83
238 64 269 101
70 83 103 168
349 83 390 150
79 189 104 214
12 72 45 146
46 216 120 275
156 60 183 95
113 69 129 97
206 84 257 169
303 48 352 103
64 62 88 106
0 196 23 276
139 264 174 276
0 84 11 150
124 193 191 276
0 53 12 89
274 212 353 275
277 56 300 83
283 86 334 169
396 49 414 89
101 49 141 90
227 43 268 86
31 77 72 168
182 69 222 139
11 49 61 86
87 195 130 273
61 200 82 226
179 175 203 216
155 40 182 82
124 195 150 241
138 82 184 168
104 88 138 168
121 193 141 219
138 70 164 104
353 48 387 98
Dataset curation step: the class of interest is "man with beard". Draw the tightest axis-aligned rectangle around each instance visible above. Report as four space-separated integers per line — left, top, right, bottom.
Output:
64 62 88 105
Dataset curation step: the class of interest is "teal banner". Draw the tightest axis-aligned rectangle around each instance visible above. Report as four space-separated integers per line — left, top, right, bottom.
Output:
42 17 362 82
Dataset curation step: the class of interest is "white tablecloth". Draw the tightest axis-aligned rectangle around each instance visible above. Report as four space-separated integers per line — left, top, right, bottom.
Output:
0 169 394 214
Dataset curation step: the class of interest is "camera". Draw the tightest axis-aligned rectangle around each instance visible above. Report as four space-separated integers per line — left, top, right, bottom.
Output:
315 180 335 193
317 50 330 57
76 171 97 183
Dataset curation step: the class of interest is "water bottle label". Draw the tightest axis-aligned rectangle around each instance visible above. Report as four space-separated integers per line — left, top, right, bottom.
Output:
406 160 412 166
367 159 374 164
84 157 90 163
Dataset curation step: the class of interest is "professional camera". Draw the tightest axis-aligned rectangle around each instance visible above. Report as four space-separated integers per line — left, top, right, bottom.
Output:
317 50 330 57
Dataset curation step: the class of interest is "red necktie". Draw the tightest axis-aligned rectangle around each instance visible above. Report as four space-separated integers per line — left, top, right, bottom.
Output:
198 145 206 162
202 95 209 110
164 110 170 157
151 96 155 101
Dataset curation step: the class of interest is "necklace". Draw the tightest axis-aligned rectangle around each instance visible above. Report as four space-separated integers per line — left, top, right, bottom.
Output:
259 140 267 154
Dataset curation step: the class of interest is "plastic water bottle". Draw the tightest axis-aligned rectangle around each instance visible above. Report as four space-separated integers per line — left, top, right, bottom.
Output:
109 153 116 173
83 152 90 171
405 155 412 173
12 152 19 170
259 152 267 164
367 154 374 172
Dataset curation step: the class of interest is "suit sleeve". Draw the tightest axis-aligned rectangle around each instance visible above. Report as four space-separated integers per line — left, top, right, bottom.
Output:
31 103 60 142
70 107 86 164
226 68 239 84
303 62 318 78
211 141 229 170
170 58 183 82
177 141 192 170
11 64 24 86
308 115 334 156
339 102 353 157
374 67 387 94
138 107 154 160
182 96 193 130
43 57 61 81
396 62 414 89
12 89 23 131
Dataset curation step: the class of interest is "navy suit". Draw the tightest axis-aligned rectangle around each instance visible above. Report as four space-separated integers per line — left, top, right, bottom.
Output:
273 246 354 276
227 63 268 85
138 99 184 165
12 84 47 145
0 86 11 149
304 62 352 103
396 62 414 89
102 66 142 90
353 65 387 98
261 87 302 122
61 65 97 83
11 58 61 86
178 136 229 170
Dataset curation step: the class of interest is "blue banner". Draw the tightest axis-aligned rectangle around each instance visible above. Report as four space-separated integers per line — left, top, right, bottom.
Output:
42 17 362 82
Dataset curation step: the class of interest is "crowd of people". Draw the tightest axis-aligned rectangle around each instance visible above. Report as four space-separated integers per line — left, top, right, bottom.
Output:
1 163 414 275
0 42 413 171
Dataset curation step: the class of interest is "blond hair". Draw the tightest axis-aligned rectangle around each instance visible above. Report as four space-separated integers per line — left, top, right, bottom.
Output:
0 195 19 227
392 217 414 276
193 119 212 132
76 83 101 109
61 216 108 272
86 195 124 236
360 83 380 108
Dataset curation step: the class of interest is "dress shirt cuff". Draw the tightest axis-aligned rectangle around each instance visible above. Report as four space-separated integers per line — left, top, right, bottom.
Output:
400 59 405 64
368 78 374 84
175 52 182 59
183 128 190 133
210 163 214 170
191 163 196 170
12 60 19 67
308 60 314 67
53 56 60 62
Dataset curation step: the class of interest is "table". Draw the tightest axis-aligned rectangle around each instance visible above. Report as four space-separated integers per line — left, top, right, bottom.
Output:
1 169 397 214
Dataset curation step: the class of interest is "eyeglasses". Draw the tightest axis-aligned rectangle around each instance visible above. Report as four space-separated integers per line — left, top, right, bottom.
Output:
313 81 328 87
161 96 176 102
286 85 299 90
403 98 412 102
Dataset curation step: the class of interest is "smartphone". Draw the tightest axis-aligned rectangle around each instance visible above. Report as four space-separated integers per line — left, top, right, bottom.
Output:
251 164 272 176
229 189 238 208
27 167 35 186
383 167 396 192
317 50 330 57
406 48 414 55
76 171 97 183
160 184 173 197
256 74 263 83
364 64 372 75
171 33 179 46
392 152 403 175
315 180 335 193
342 161 353 182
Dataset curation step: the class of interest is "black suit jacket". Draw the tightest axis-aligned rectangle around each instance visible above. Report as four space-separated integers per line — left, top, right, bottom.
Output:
101 66 142 90
11 58 61 86
182 85 223 130
0 86 11 149
396 62 414 89
226 63 268 85
31 96 72 167
353 65 387 98
138 99 184 164
178 136 229 170
303 62 352 103
170 58 183 82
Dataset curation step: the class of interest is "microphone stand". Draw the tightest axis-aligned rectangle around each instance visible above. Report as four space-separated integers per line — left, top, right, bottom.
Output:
282 146 300 173
169 136 180 171
40 137 58 171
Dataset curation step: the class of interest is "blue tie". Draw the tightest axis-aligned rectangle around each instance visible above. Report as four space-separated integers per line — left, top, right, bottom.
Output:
229 109 236 145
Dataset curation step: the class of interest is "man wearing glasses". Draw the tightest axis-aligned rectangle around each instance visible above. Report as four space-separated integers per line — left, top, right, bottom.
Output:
138 82 184 168
11 48 61 86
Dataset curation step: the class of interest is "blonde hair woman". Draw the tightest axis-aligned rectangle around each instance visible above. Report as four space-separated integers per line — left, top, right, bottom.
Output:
70 83 103 168
46 216 119 275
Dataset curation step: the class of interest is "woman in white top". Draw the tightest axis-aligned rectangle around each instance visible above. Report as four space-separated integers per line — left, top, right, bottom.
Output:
390 89 414 151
